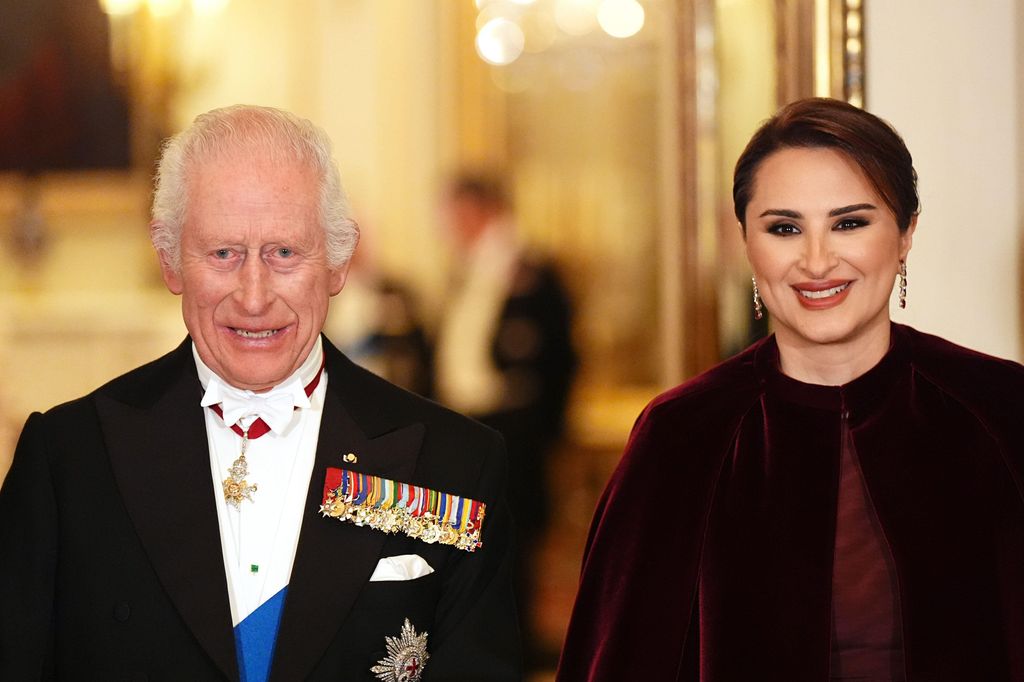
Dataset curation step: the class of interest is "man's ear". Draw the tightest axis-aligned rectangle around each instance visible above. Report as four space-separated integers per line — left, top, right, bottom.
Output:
151 222 183 294
329 260 351 296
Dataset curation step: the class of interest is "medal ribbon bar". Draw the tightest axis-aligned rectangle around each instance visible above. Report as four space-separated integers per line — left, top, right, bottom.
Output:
320 467 487 552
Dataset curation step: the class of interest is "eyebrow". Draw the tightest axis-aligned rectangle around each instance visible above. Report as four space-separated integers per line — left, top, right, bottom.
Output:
759 209 801 218
829 203 877 216
758 203 878 219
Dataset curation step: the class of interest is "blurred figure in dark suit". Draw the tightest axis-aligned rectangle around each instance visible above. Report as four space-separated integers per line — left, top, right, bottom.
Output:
436 170 577 670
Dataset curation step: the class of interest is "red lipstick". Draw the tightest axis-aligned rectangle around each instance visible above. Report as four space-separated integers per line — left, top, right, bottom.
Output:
792 280 853 310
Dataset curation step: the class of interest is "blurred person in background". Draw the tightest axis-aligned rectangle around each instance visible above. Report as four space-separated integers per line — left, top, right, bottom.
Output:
436 170 577 670
0 105 519 681
557 98 1024 680
324 229 433 398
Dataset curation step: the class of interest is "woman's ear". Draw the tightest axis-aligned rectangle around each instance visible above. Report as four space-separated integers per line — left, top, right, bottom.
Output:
899 215 917 261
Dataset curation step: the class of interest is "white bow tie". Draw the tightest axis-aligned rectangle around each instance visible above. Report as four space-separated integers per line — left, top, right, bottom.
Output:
201 374 312 435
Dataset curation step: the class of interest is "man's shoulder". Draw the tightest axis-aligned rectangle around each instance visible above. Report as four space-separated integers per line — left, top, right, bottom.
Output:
508 252 569 300
326 347 502 448
327 351 507 505
35 341 192 423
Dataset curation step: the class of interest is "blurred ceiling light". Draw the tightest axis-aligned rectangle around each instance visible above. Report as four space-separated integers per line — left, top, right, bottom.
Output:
192 0 229 15
476 18 526 66
100 0 144 15
509 0 538 4
597 0 645 38
554 0 599 37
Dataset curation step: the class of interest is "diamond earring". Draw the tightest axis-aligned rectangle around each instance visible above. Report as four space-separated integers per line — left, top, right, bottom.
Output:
752 277 764 320
897 260 907 309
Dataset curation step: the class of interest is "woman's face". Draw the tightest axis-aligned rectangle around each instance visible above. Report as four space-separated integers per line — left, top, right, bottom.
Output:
744 146 914 353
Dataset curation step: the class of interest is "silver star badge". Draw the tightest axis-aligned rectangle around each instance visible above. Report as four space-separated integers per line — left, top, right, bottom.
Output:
370 618 429 682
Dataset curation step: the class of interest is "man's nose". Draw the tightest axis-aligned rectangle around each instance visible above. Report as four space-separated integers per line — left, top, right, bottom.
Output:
236 256 274 314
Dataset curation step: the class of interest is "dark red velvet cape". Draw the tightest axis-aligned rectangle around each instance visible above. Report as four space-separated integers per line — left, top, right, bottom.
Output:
557 325 1024 681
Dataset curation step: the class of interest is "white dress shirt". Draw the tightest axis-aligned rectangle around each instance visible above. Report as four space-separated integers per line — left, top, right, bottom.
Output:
193 341 327 627
435 221 521 415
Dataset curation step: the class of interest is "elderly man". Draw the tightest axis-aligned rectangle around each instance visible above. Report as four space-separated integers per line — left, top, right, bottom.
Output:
0 106 520 681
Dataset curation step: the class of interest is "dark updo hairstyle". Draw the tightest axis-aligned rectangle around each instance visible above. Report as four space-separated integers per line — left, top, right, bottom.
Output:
733 97 919 233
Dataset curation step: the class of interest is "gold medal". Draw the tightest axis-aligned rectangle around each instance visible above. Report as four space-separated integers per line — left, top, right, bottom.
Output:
223 431 257 507
320 467 487 552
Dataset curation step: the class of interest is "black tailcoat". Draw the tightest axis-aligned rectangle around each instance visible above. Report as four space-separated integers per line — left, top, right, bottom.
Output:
0 338 520 680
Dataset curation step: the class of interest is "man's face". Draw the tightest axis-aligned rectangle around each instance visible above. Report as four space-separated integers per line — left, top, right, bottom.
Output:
444 194 491 250
159 154 347 391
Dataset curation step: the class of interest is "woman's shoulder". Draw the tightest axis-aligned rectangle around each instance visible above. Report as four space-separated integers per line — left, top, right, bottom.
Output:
899 324 1024 387
605 340 766 501
640 338 766 429
899 325 1024 430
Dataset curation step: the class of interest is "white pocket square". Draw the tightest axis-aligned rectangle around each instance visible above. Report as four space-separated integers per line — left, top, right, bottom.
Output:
369 554 435 582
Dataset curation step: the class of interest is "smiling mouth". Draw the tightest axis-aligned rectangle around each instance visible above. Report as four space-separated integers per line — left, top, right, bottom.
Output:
797 283 850 299
231 328 281 339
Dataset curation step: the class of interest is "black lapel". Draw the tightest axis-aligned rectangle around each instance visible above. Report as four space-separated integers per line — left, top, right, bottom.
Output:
270 344 425 681
97 341 238 681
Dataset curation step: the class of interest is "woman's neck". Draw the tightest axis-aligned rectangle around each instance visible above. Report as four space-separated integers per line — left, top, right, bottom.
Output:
775 320 892 386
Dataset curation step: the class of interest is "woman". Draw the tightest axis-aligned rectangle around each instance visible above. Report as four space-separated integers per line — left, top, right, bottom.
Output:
556 98 1024 681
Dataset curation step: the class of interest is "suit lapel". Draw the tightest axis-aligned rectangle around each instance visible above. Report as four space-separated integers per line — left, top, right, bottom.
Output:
271 346 425 681
97 341 238 680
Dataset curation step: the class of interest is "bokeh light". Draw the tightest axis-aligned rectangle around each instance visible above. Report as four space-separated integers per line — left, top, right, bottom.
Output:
476 18 527 66
554 0 599 37
192 0 229 16
99 0 144 15
597 0 645 39
148 0 184 18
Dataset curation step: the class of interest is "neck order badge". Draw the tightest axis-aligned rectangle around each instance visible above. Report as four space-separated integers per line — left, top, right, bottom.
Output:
222 430 258 507
211 361 325 507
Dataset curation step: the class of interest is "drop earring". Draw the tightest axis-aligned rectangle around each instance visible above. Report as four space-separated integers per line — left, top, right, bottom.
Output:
752 276 764 320
898 260 907 309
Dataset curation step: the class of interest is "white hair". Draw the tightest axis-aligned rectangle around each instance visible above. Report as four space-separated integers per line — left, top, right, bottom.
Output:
150 104 359 271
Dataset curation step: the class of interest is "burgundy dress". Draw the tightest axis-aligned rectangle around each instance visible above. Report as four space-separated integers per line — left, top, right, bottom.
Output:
557 325 1024 681
830 429 904 680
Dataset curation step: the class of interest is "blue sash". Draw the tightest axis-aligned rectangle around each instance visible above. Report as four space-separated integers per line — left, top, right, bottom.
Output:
234 586 287 682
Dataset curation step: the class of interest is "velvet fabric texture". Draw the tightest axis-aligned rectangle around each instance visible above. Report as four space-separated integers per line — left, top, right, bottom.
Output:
557 324 1024 681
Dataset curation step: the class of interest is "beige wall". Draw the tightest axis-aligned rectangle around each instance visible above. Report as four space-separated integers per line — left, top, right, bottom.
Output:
1 2 462 482
866 0 1022 361
172 0 454 317
0 175 186 481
